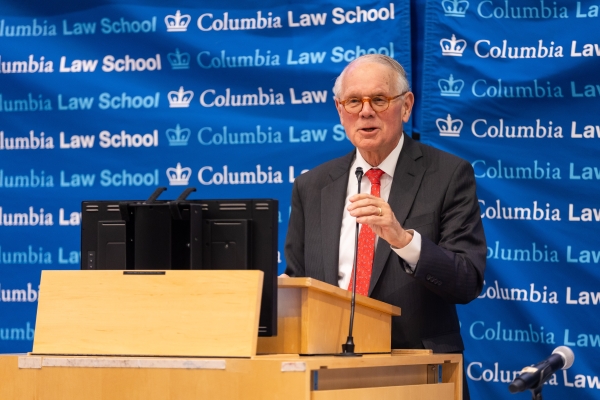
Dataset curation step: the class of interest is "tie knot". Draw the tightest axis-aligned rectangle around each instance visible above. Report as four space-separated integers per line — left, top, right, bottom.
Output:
365 168 384 185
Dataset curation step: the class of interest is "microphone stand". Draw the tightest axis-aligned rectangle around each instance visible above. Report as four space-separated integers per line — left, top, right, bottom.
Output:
337 166 363 357
528 365 550 400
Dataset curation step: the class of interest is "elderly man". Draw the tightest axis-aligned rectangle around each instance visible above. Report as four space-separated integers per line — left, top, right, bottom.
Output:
283 54 486 399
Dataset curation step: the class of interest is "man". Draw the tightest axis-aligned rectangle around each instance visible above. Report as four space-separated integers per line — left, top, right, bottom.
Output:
283 54 486 399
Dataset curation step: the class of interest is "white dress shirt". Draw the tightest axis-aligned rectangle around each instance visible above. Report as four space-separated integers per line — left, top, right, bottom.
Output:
337 135 422 289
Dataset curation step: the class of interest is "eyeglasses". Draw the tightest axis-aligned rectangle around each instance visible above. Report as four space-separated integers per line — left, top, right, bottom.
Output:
338 91 408 114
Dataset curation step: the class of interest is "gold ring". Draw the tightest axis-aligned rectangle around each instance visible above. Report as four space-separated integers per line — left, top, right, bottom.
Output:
378 207 382 217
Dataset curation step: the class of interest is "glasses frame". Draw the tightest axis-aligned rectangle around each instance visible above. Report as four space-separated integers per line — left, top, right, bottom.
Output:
338 91 408 114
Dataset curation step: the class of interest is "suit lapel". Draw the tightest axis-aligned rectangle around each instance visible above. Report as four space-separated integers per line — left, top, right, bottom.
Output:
320 151 354 286
369 135 426 295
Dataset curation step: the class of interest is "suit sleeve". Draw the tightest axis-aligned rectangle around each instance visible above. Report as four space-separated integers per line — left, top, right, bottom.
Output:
284 179 306 277
411 160 486 304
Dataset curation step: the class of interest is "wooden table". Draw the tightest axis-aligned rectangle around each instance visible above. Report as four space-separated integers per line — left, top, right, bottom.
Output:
0 352 462 400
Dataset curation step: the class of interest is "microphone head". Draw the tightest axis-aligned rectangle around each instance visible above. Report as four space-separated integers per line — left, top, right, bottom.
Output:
552 346 575 369
508 379 526 394
355 167 363 179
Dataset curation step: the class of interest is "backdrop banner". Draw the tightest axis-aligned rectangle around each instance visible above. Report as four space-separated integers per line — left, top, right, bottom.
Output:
420 0 600 398
0 0 410 350
2 0 599 398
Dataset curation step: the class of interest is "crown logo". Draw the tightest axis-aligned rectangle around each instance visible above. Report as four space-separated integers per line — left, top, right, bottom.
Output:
166 124 191 146
168 48 190 70
165 10 191 32
166 163 192 186
440 34 467 56
438 75 465 97
168 87 194 108
436 114 463 137
442 0 469 17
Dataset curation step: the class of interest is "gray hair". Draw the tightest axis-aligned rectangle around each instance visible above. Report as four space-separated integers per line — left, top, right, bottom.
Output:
332 54 410 98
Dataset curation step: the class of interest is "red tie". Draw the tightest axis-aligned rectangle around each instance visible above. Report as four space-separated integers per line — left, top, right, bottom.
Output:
349 168 385 296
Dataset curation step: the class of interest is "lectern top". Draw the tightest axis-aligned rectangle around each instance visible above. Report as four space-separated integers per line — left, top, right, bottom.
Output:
277 277 401 316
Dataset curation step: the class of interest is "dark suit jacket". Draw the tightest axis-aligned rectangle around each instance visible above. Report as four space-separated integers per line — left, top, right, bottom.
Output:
284 134 486 352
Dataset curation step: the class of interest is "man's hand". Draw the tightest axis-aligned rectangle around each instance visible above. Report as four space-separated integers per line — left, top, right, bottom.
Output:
279 273 290 278
348 193 413 248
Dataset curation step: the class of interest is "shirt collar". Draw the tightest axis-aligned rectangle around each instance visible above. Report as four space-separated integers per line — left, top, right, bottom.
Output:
354 133 404 178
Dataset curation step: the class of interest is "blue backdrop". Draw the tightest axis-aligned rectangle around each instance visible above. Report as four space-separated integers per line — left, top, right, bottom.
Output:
417 1 600 398
0 1 598 398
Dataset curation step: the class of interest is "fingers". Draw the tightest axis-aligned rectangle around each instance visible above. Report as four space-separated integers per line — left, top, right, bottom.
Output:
356 209 411 249
355 215 387 227
348 194 387 218
278 273 290 278
349 193 377 203
347 195 412 248
349 204 382 218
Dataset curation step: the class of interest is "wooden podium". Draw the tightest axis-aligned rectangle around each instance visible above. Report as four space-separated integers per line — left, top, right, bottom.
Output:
258 277 401 355
0 270 463 400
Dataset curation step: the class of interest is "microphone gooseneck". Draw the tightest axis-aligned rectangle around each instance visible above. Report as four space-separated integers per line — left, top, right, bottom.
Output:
338 166 364 357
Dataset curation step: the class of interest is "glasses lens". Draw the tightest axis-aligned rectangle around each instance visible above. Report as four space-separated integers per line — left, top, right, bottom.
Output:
370 96 389 111
345 98 362 112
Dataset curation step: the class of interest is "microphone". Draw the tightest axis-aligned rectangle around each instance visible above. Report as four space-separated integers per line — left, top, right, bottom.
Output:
355 166 363 180
338 167 363 357
509 346 574 394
